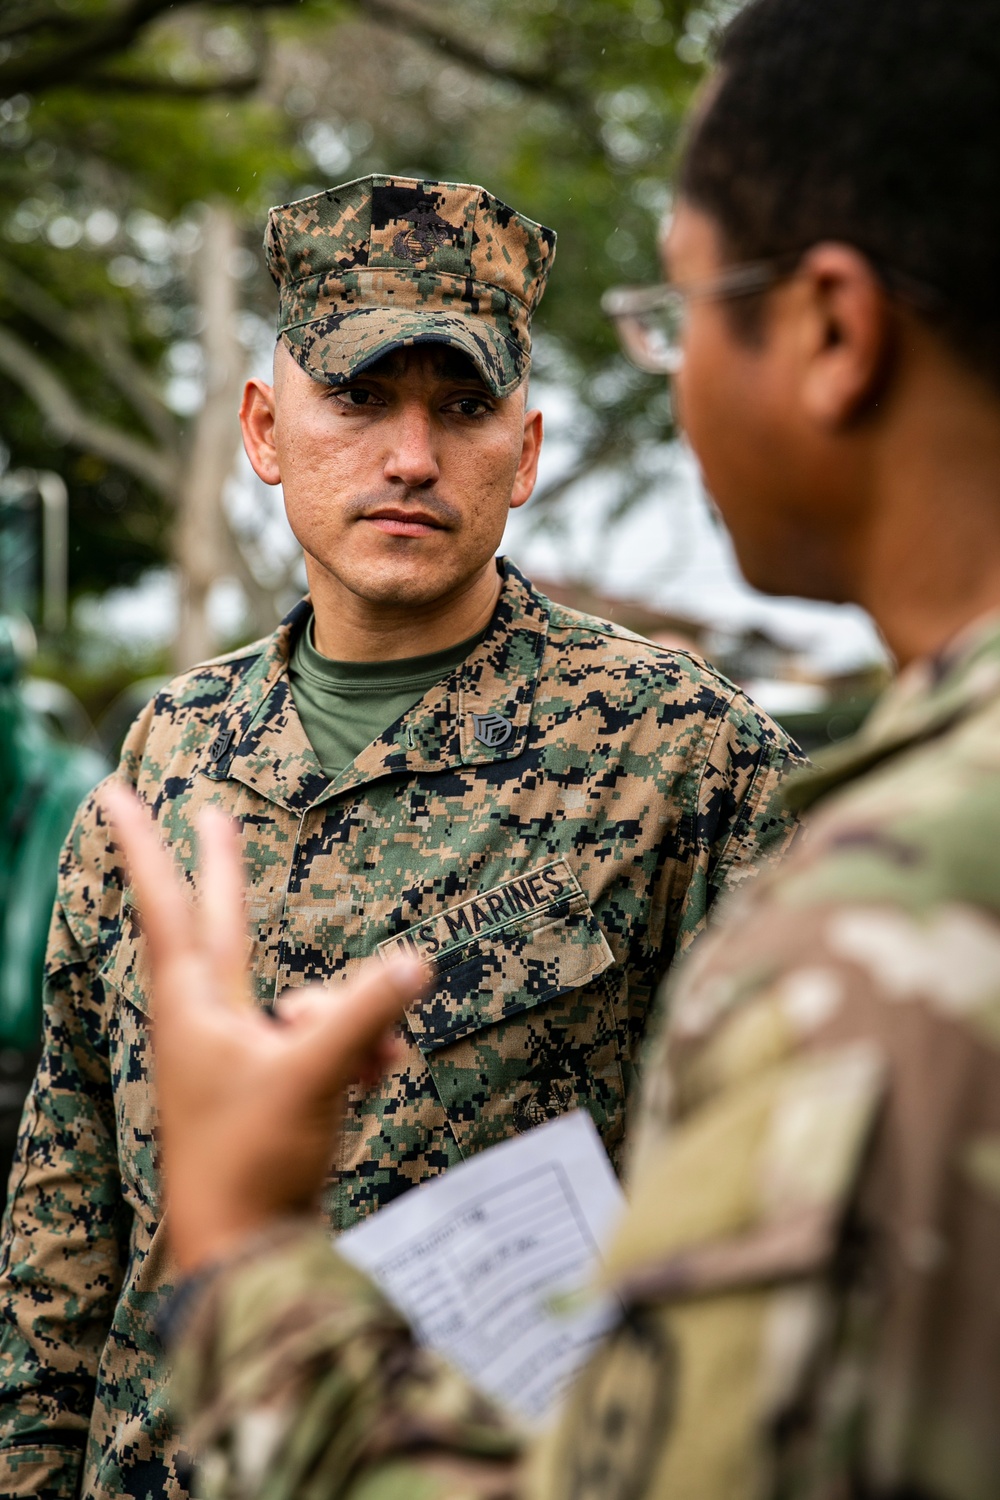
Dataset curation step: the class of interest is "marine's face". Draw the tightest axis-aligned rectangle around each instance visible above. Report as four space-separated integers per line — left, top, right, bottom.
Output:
241 343 542 616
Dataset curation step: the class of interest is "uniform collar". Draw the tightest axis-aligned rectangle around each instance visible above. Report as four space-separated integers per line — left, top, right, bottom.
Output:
202 558 549 812
785 608 1000 814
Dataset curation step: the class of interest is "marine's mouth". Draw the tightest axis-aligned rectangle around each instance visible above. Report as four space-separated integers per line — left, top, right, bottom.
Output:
362 507 447 537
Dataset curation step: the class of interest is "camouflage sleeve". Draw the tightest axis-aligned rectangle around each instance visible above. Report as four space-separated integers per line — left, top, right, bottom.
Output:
0 901 127 1498
534 796 1000 1500
672 686 804 955
0 703 157 1500
169 1222 525 1500
531 1032 886 1500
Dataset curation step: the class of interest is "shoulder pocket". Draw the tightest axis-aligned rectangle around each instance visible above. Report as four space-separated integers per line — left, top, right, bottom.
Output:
605 1042 886 1303
559 1045 887 1499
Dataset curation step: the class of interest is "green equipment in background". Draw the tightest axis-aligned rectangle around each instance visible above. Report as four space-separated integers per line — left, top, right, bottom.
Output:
0 617 106 1052
0 471 108 1195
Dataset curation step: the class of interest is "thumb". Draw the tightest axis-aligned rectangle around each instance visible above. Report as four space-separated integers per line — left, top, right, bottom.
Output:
290 954 427 1088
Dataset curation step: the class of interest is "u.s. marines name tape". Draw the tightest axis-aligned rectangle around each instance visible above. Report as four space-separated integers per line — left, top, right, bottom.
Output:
377 858 577 964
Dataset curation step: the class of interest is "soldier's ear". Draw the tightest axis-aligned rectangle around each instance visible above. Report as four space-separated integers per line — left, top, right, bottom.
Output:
796 244 894 428
240 377 280 486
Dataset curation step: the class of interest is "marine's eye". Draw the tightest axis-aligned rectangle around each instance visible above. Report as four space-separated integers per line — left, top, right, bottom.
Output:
448 395 493 418
328 386 383 407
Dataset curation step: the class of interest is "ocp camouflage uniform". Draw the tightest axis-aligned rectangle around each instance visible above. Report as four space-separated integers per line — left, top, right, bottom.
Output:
0 562 799 1499
167 609 1000 1500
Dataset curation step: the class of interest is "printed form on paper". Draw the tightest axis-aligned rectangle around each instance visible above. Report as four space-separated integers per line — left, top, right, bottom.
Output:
337 1109 626 1424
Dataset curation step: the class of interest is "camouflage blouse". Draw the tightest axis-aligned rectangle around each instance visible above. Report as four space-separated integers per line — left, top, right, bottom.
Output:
0 560 799 1499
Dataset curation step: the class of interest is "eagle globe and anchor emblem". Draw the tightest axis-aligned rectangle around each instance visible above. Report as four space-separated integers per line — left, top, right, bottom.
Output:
471 712 514 748
391 201 456 262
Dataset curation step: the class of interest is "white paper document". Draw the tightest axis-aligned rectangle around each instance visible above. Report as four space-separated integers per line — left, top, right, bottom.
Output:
337 1110 625 1424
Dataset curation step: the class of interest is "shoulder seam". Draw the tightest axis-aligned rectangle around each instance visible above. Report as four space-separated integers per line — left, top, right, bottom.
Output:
543 607 743 695
147 646 266 707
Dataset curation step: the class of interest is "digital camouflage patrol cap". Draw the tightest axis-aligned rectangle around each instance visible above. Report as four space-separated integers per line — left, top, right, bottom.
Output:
264 174 557 398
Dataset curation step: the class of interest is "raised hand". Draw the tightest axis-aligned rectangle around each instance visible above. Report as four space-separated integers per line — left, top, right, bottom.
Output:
104 783 427 1272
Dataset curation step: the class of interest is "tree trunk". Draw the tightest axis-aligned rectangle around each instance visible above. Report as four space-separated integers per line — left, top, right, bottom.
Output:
172 202 247 672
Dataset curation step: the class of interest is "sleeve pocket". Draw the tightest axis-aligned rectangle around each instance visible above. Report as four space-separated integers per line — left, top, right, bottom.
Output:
604 1041 886 1303
99 899 152 1016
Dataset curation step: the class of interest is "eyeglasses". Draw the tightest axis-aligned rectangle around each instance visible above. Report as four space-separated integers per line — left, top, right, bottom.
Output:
603 255 945 375
601 260 792 375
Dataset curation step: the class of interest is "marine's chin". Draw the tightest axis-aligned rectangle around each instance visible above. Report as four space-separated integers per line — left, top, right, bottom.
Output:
339 560 477 612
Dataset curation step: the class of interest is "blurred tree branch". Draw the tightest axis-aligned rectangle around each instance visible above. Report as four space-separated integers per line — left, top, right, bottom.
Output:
0 0 288 94
78 68 263 97
0 0 181 92
0 257 180 449
349 0 584 109
1 0 589 116
0 325 179 492
0 243 286 656
530 423 636 512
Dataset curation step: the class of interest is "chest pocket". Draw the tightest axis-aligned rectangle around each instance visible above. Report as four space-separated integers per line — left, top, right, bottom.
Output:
377 858 625 1162
99 898 258 1213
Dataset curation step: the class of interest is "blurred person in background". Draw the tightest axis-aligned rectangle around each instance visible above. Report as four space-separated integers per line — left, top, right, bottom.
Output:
114 0 1000 1497
0 174 799 1498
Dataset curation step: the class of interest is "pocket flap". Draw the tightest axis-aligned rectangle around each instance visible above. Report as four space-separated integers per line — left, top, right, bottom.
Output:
99 899 152 1014
377 858 615 1052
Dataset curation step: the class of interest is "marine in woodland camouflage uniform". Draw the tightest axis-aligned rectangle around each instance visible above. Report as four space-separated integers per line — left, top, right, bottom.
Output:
163 611 1000 1500
0 174 801 1499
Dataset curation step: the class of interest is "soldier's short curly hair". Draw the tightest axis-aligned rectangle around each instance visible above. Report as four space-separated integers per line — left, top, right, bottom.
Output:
681 0 1000 387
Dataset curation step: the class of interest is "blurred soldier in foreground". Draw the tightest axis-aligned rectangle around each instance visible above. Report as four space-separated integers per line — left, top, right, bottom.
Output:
110 0 1000 1495
0 177 799 1497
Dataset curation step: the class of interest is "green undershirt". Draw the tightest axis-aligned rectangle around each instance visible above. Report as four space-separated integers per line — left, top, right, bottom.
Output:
288 613 486 778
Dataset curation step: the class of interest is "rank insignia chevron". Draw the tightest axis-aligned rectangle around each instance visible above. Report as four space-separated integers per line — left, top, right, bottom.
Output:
471 712 514 748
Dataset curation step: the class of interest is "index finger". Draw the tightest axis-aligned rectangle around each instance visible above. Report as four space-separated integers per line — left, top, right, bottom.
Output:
197 807 252 1010
291 953 428 1093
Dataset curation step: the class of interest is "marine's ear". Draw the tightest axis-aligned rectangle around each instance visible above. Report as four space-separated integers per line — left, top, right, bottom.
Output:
510 406 543 510
240 374 280 486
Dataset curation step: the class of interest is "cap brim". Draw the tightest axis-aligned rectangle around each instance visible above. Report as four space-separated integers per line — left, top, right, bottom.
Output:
281 307 527 398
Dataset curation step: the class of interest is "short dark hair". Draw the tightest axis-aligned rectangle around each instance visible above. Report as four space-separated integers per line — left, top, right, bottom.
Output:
681 0 1000 387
